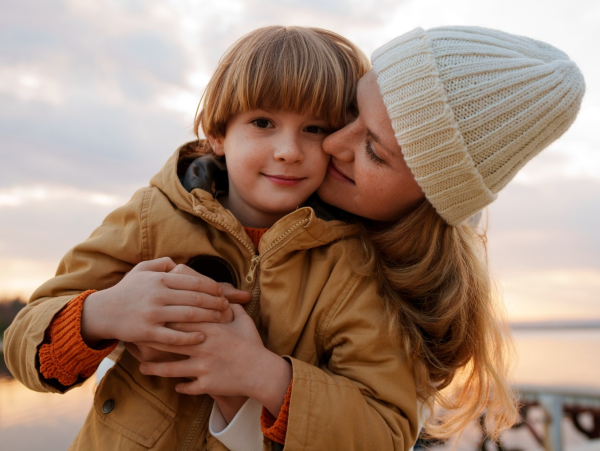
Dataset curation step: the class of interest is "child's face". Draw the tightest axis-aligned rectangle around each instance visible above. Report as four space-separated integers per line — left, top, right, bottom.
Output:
209 109 331 228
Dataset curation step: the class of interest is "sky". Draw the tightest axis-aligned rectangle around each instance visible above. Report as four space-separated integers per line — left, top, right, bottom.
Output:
1 0 599 322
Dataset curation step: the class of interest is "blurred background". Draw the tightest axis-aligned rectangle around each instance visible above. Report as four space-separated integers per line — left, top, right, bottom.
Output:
0 0 598 449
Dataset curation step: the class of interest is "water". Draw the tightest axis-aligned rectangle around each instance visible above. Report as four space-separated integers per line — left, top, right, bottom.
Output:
0 377 95 450
1 330 599 451
511 329 600 389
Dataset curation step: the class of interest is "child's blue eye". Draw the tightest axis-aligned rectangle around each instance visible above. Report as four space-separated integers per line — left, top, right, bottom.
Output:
252 118 273 129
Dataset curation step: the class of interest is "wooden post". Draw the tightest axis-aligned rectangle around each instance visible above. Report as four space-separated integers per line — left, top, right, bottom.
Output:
539 393 563 451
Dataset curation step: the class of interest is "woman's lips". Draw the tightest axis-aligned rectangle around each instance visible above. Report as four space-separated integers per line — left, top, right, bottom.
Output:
327 161 355 184
263 174 305 186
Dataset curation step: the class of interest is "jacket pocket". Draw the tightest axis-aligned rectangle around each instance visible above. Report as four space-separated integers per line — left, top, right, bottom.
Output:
94 363 176 448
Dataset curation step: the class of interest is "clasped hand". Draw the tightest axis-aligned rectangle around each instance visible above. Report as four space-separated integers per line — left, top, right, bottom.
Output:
81 257 250 347
85 257 292 419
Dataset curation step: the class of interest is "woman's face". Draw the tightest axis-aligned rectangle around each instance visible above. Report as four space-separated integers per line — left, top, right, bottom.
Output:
317 70 424 221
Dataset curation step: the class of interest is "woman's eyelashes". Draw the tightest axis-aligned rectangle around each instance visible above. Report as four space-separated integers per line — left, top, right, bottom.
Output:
366 140 384 164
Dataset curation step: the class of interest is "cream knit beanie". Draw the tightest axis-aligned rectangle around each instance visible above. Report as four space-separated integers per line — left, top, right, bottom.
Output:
371 26 585 225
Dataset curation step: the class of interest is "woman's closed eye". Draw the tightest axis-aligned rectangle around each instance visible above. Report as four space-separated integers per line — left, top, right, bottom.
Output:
251 118 274 129
366 140 384 164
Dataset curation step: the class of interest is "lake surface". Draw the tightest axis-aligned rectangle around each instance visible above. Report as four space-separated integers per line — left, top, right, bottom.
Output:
1 329 599 450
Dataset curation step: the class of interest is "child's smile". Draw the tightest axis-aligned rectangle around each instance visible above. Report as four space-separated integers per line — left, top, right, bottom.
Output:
209 108 331 228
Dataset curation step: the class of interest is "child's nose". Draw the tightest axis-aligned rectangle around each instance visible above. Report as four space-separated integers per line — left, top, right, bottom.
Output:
274 135 303 162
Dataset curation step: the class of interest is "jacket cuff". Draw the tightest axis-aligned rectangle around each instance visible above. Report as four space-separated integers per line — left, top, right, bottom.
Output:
209 397 264 451
39 290 118 386
260 378 292 445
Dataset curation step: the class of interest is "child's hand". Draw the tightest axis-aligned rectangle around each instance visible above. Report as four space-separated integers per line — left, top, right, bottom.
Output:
125 342 187 363
81 257 231 347
168 264 252 323
137 304 292 417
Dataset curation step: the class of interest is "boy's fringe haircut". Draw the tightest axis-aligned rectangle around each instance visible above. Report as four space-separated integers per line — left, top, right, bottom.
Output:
194 26 370 153
356 201 519 442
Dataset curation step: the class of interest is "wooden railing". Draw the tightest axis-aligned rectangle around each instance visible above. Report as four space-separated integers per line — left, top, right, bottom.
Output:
512 385 600 451
415 385 600 451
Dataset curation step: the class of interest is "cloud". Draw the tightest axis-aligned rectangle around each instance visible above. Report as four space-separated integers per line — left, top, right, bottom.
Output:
0 185 130 263
0 185 127 208
487 178 600 320
487 178 600 270
498 269 600 321
1 0 598 321
0 258 58 301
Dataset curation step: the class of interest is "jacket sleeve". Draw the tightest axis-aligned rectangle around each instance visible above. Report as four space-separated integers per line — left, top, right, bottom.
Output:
3 187 150 393
281 274 419 451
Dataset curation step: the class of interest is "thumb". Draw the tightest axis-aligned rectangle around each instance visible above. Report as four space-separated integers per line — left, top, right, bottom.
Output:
230 303 249 319
132 257 177 273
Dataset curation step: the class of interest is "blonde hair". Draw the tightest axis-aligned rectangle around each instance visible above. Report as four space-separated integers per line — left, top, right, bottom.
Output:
193 26 369 154
358 201 518 441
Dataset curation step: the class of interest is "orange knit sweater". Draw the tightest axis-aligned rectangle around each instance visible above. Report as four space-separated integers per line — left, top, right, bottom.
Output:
40 226 290 444
39 290 117 386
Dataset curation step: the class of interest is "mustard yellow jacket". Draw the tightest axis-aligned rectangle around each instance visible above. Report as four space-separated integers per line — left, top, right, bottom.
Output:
4 143 418 450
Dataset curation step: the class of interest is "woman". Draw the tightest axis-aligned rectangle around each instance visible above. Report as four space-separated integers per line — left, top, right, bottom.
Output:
136 25 584 448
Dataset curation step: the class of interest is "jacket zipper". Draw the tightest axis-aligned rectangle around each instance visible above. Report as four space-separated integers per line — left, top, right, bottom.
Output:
178 396 212 451
244 218 309 283
179 202 308 448
192 201 309 285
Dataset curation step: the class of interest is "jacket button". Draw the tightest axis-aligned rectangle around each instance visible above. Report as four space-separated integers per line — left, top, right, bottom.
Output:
102 399 114 414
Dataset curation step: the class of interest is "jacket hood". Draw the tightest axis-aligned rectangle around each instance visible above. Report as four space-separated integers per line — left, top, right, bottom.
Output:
149 141 360 251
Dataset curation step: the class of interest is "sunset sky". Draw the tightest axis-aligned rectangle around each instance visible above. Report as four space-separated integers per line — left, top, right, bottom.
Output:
1 0 599 322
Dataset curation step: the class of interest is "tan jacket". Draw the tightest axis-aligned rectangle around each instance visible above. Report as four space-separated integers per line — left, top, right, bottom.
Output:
4 142 418 450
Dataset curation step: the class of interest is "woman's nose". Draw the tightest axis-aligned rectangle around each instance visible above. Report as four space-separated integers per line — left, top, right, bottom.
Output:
322 122 356 162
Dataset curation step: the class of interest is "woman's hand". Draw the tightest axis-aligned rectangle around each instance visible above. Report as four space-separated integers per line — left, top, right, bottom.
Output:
137 304 293 417
80 257 246 347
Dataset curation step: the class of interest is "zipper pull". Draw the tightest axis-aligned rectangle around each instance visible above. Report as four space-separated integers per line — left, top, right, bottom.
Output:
245 255 260 283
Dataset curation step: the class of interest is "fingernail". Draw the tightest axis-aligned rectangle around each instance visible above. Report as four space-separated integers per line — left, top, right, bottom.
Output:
140 364 147 374
214 311 221 321
217 286 223 296
222 298 229 309
197 334 204 343
175 385 183 393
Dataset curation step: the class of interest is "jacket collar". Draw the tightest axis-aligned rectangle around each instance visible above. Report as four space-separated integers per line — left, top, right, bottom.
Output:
149 141 360 252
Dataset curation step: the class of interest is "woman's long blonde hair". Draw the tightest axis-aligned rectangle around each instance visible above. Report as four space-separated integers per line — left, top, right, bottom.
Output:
359 201 518 442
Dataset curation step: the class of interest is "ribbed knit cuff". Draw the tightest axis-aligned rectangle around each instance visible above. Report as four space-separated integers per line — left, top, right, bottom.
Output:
39 290 118 386
260 379 292 445
371 28 496 225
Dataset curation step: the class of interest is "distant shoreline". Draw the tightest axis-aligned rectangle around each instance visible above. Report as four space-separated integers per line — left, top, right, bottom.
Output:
511 320 600 330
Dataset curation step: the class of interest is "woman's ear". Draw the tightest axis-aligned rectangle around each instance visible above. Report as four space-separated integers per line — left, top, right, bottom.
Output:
208 135 225 156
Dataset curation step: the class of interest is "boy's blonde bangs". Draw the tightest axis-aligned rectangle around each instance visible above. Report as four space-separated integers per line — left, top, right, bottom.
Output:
195 26 369 140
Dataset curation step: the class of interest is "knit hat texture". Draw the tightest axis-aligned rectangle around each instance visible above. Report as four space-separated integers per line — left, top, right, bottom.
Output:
371 26 585 225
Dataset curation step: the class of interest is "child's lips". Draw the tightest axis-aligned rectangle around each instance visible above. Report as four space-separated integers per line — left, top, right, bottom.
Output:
327 161 355 184
263 174 305 186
